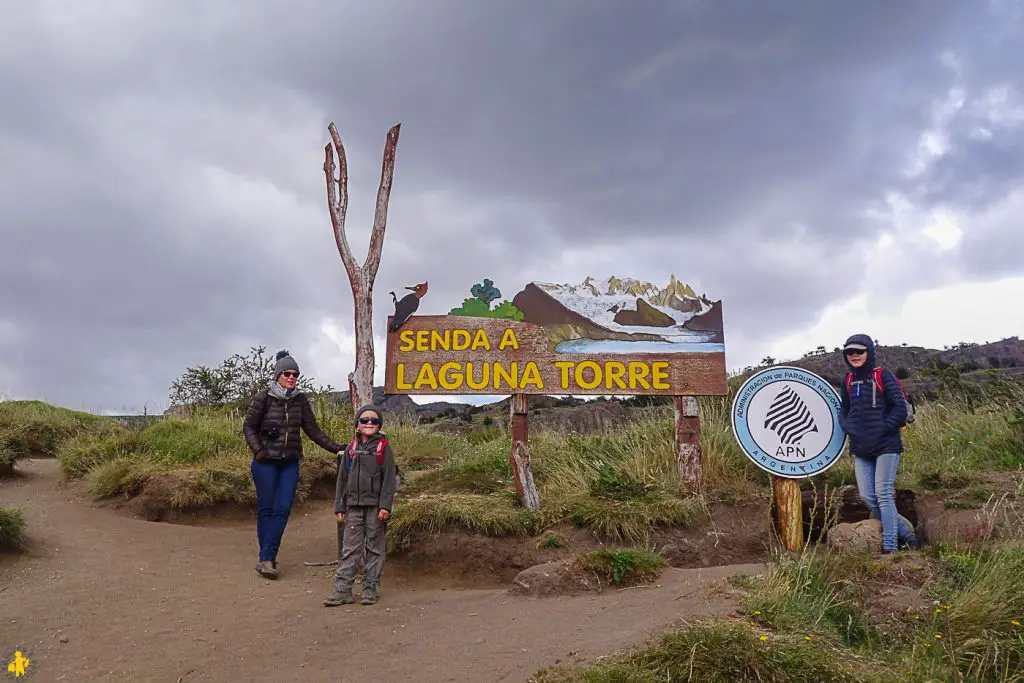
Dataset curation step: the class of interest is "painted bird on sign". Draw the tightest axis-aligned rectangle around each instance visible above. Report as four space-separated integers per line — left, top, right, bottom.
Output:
388 282 428 332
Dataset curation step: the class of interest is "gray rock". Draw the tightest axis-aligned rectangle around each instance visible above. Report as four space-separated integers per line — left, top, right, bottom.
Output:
827 519 882 553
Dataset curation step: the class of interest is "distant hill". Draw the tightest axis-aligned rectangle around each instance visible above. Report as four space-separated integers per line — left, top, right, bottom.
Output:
743 336 1024 399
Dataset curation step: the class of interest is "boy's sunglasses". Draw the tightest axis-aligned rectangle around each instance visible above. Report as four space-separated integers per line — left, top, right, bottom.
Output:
844 349 867 356
358 417 381 425
281 371 299 378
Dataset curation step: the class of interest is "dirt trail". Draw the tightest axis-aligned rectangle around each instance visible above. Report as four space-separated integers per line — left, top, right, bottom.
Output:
1 459 764 682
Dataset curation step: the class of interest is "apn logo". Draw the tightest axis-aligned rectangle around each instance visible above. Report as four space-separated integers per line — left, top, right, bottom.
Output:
763 386 818 446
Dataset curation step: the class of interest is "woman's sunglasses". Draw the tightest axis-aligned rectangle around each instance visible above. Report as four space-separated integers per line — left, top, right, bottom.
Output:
281 371 299 378
358 417 381 425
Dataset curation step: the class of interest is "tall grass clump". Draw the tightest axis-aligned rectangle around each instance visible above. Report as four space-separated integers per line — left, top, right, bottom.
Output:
57 407 338 511
531 619 876 683
534 533 1024 683
0 506 27 551
905 542 1024 681
899 373 1024 491
0 400 125 476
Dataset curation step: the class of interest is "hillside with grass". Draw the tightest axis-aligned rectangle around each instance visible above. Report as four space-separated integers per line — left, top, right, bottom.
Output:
1 344 1020 554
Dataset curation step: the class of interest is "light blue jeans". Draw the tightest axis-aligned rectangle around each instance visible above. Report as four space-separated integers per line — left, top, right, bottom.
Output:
853 453 915 552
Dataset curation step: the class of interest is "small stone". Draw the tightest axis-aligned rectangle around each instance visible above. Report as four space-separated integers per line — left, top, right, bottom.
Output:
60 635 70 644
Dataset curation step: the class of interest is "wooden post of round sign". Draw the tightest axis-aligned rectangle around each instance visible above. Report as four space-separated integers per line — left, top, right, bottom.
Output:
772 476 804 552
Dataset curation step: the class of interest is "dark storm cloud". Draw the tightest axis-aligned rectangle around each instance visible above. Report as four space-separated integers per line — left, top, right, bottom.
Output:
0 0 1021 412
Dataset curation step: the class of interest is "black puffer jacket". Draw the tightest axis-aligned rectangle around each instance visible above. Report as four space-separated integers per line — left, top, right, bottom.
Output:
242 389 343 462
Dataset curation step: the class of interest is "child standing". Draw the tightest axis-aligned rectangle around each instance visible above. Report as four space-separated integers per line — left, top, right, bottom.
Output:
838 334 919 553
324 405 398 606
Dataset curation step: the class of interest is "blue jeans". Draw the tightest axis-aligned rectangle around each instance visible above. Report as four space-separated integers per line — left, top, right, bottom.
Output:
250 459 301 562
853 453 915 551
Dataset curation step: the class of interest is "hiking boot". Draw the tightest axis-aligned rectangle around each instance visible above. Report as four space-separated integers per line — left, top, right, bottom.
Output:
323 590 355 607
360 583 379 605
256 561 278 579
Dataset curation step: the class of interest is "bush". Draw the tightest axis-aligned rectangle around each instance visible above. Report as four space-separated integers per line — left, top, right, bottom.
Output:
0 400 124 476
573 548 665 587
0 507 26 551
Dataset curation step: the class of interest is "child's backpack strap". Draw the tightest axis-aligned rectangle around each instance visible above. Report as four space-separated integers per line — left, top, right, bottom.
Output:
346 437 389 469
872 367 885 394
844 372 853 392
344 438 358 470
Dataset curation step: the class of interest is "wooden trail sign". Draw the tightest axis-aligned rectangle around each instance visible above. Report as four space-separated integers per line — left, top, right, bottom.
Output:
730 366 847 551
384 275 728 506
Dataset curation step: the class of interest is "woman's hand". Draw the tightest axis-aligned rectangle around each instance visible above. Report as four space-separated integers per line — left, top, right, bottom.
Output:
336 512 345 523
378 509 390 521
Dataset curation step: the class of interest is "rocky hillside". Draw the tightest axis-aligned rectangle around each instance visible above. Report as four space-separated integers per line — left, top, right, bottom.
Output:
752 336 1024 398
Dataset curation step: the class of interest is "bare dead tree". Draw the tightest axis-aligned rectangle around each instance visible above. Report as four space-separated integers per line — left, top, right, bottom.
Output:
323 122 401 414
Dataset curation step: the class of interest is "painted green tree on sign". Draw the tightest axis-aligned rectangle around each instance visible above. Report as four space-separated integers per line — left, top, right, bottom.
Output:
449 279 525 321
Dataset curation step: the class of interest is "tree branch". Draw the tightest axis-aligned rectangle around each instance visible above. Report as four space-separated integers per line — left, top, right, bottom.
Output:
324 123 359 284
364 122 401 282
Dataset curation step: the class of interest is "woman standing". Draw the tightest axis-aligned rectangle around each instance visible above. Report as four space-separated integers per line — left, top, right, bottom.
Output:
242 350 344 579
838 334 919 553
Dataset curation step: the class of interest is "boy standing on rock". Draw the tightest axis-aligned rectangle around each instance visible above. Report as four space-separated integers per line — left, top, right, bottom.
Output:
839 334 919 553
324 405 398 606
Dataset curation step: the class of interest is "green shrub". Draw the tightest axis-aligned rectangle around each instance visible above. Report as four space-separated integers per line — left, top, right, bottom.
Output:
0 507 26 551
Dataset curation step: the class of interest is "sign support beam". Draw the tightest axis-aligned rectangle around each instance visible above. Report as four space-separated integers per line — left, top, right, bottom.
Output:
673 396 703 492
772 476 804 552
509 393 540 510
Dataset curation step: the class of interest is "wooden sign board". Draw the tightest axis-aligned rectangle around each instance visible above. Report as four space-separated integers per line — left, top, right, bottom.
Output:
383 276 727 396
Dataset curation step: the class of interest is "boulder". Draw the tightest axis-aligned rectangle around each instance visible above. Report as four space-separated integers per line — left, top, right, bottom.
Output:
827 519 882 553
508 560 598 598
799 485 919 543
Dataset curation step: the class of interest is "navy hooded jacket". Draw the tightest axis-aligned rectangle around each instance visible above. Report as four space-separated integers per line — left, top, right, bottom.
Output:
838 334 908 459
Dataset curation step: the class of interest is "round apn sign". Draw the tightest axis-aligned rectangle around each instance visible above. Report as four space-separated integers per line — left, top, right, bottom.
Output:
731 366 846 479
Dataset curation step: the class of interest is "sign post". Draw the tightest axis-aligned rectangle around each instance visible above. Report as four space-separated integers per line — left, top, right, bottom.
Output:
384 275 729 506
730 366 847 552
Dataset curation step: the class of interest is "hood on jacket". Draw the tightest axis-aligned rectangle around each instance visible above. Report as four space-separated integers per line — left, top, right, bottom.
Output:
354 404 384 427
842 333 876 373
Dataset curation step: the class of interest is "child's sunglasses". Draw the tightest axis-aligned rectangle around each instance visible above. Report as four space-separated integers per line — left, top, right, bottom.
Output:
358 417 381 425
281 371 299 378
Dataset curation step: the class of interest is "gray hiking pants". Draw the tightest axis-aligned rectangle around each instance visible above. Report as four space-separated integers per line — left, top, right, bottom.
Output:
334 506 387 591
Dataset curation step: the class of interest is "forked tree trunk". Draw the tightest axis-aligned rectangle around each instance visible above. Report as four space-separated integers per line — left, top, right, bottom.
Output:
323 122 401 413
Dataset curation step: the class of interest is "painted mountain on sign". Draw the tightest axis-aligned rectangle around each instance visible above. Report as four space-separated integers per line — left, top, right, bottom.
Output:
511 275 724 354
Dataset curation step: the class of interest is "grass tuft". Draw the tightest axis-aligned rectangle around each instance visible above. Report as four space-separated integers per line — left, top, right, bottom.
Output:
0 507 27 551
573 548 665 587
531 620 874 683
388 491 541 541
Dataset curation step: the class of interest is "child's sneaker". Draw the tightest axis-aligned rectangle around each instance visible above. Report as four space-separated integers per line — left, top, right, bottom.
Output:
360 583 379 605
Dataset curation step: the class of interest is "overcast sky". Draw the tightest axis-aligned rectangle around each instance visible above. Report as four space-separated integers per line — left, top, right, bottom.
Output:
2 1 1023 414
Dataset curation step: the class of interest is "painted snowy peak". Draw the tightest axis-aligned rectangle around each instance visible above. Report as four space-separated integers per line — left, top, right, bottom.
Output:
510 275 724 353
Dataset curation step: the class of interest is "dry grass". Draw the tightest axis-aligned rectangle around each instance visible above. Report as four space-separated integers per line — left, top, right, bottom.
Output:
533 536 1024 683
